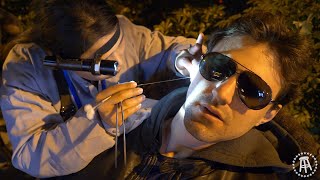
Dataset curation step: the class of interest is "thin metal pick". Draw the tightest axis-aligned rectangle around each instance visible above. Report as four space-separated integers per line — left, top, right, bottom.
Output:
137 77 190 87
120 101 126 166
91 77 190 168
115 100 126 168
115 82 127 168
115 100 119 168
90 95 111 111
93 77 190 111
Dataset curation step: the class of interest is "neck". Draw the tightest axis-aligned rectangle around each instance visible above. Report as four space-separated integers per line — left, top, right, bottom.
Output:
161 105 214 158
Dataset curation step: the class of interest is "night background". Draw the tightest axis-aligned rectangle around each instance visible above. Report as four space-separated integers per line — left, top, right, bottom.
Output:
0 0 319 178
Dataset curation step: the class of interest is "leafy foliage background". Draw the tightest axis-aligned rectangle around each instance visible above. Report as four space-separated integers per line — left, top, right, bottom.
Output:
0 0 319 142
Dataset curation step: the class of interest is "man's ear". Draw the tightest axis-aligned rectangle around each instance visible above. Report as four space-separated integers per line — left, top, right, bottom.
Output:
255 104 283 126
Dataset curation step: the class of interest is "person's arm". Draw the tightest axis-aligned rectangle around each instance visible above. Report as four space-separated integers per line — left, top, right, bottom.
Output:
117 15 198 78
1 44 116 178
139 24 197 77
134 20 206 78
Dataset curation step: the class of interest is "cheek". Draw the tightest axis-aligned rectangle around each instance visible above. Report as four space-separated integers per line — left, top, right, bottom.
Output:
187 72 207 95
231 109 267 131
186 73 211 104
229 90 269 122
74 71 110 81
229 91 247 113
187 73 199 97
106 52 123 67
74 71 92 79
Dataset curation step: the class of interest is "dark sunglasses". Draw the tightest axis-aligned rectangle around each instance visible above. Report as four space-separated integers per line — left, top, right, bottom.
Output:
199 52 277 110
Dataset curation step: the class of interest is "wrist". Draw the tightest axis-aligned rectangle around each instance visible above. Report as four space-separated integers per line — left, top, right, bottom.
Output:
102 120 122 137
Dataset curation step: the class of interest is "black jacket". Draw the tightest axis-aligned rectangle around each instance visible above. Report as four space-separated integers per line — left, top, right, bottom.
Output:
57 87 306 180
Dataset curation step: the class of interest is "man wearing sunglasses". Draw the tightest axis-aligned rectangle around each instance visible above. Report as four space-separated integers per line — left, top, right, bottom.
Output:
0 0 199 178
55 11 318 179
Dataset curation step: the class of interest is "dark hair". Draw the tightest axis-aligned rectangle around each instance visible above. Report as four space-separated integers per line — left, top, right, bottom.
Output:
207 12 311 106
3 0 118 58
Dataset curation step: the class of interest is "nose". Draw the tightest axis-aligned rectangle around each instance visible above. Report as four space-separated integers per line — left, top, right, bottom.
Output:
212 76 237 105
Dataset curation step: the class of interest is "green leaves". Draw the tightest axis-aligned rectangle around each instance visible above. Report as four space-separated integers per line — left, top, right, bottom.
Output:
224 0 320 143
154 5 225 38
293 15 313 36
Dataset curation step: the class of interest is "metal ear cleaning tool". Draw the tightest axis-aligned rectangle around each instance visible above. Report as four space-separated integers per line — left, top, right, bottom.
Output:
115 82 126 168
84 76 190 168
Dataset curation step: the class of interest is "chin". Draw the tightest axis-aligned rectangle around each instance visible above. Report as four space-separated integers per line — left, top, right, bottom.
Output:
184 118 213 143
88 75 111 81
75 71 112 81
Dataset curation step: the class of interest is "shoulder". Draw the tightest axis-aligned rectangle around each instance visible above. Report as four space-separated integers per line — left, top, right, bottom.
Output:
3 42 49 82
9 42 44 56
2 42 56 96
116 15 132 24
4 42 46 67
116 15 150 32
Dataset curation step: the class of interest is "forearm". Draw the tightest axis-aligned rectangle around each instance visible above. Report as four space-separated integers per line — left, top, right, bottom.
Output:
9 108 115 178
1 88 115 178
1 43 117 177
145 31 196 77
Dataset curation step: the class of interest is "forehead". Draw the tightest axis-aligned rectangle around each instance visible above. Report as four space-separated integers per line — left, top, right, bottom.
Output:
210 36 282 99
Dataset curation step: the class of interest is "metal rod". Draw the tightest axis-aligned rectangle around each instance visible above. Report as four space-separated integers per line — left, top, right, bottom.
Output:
137 77 190 87
86 77 191 168
91 95 111 111
91 77 190 111
115 103 119 168
120 101 126 166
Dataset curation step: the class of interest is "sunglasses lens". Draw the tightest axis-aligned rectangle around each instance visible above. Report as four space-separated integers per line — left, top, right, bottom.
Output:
199 52 236 81
237 72 272 110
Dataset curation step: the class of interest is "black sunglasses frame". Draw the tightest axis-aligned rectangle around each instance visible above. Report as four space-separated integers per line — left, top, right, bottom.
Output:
199 52 277 110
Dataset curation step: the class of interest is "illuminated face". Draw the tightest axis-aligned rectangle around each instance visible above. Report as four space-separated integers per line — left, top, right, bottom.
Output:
75 26 121 81
184 36 282 143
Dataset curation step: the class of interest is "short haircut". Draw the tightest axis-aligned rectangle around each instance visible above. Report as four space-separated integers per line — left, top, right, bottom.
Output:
207 11 311 106
4 0 118 58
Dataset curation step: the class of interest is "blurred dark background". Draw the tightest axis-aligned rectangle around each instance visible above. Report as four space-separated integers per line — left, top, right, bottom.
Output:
0 0 319 179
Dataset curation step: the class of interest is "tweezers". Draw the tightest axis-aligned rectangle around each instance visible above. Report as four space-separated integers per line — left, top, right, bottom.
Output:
115 85 127 168
87 77 190 168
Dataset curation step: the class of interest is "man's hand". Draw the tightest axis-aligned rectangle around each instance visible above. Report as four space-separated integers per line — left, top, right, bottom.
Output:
175 33 205 78
95 81 145 127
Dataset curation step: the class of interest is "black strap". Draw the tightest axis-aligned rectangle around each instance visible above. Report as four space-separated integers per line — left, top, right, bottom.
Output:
51 23 120 120
95 23 120 56
53 70 77 121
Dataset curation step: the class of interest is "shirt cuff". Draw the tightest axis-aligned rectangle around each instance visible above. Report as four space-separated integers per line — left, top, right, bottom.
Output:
100 98 158 137
101 121 120 137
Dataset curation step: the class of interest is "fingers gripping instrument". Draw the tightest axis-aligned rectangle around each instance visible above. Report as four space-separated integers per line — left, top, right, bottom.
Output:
84 77 190 121
83 95 125 168
115 82 126 168
83 77 190 168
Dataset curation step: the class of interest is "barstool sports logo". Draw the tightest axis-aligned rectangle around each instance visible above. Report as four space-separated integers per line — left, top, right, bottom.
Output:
292 152 318 178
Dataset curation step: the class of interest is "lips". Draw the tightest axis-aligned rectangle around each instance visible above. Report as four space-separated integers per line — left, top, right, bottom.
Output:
200 104 224 122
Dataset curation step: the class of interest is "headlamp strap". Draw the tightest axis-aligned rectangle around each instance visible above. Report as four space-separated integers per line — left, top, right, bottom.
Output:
95 23 120 56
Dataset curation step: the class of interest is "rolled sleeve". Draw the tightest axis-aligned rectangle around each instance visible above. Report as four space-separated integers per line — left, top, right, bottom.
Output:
1 43 116 178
